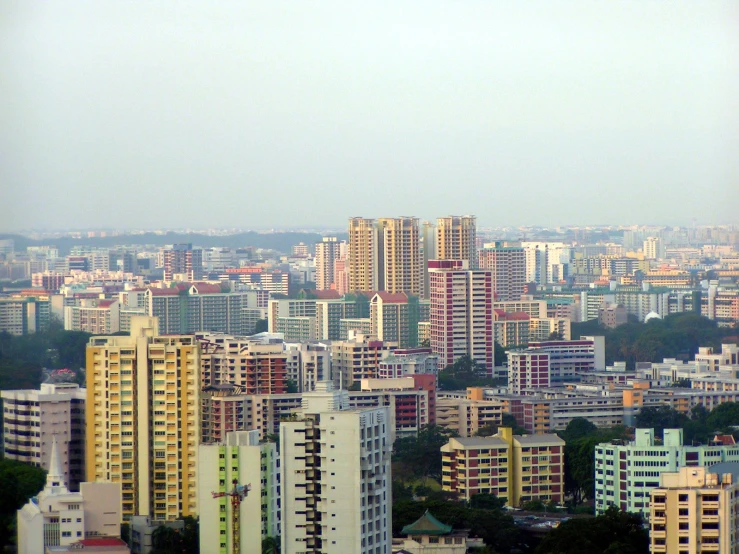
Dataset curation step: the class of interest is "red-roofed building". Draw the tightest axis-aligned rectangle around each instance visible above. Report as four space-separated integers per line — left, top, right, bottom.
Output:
371 292 419 348
493 310 530 348
64 298 121 334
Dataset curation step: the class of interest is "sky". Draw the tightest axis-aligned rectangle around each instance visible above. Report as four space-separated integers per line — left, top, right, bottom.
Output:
1 1 738 232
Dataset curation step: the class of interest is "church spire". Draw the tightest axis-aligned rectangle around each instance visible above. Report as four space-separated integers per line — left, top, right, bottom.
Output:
44 435 69 495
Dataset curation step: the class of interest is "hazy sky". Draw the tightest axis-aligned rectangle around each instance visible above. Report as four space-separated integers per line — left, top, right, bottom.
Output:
1 1 738 232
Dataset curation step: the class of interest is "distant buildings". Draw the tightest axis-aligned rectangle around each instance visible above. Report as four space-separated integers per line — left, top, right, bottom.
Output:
479 242 525 301
441 427 565 507
2 381 86 491
162 243 202 281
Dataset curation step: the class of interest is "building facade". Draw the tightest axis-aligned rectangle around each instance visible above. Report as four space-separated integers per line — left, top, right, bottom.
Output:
280 383 392 554
198 430 280 554
436 216 477 269
441 428 564 507
428 260 494 373
85 316 200 521
595 428 739 519
2 381 86 491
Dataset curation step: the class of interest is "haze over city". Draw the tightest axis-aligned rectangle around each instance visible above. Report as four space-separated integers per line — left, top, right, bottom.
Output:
2 1 739 232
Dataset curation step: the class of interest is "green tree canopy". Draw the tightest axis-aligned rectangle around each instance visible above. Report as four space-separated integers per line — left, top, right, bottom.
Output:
0 459 46 550
534 507 648 554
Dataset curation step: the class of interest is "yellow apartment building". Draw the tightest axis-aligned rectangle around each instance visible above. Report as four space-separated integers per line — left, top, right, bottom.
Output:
86 316 200 521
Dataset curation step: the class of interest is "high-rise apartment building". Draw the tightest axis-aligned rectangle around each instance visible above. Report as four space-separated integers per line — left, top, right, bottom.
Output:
86 316 200 521
64 299 121 334
650 464 739 554
280 382 392 554
162 243 203 281
595 428 739 519
643 236 664 260
198 430 280 554
2 381 86 491
478 242 526 301
420 221 437 300
436 216 477 269
315 237 341 290
378 217 421 295
348 218 379 292
441 427 564 507
507 350 551 395
428 260 494 373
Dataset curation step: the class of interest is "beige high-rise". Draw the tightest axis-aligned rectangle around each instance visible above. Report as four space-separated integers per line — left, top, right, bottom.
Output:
315 236 341 290
436 216 477 269
85 316 200 522
650 465 739 554
378 216 421 295
347 218 378 292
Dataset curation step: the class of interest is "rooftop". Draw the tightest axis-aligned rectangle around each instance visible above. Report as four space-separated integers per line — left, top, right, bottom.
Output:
401 510 453 536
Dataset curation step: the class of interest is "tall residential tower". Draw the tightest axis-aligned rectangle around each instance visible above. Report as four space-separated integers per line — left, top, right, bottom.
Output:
85 316 200 521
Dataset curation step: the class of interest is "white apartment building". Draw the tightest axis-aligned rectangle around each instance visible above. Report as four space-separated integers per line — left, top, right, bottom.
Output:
285 342 332 392
280 382 392 554
198 430 280 554
2 381 86 491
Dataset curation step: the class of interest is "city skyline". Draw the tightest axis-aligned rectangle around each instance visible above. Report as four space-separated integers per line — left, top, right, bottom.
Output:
2 1 738 231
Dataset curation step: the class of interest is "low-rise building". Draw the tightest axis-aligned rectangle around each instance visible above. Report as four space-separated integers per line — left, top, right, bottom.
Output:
17 437 122 554
393 510 484 554
441 427 564 507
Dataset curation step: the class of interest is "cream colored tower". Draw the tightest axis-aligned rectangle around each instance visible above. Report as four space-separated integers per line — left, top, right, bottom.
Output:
86 316 200 521
436 215 477 269
378 216 421 295
347 218 379 292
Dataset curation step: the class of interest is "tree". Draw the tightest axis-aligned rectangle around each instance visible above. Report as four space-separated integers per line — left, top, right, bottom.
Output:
559 418 597 443
502 413 528 435
262 536 280 554
0 459 46 550
252 319 268 334
534 506 649 554
285 379 299 393
470 492 506 510
635 406 689 437
392 425 453 482
522 499 546 512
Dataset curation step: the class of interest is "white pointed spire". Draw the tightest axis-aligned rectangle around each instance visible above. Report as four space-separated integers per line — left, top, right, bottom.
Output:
44 435 69 495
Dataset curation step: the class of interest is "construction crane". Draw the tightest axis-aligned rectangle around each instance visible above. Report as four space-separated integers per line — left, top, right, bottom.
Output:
212 479 251 554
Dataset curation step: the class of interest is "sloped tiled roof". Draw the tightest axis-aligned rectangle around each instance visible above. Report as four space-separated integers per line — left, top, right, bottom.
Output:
401 510 453 536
